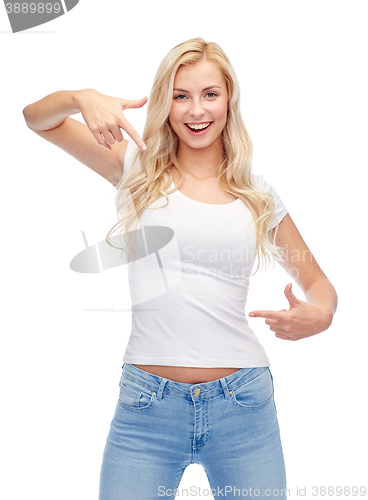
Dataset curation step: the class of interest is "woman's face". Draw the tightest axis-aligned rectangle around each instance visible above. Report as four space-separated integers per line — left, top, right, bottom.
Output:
168 60 229 154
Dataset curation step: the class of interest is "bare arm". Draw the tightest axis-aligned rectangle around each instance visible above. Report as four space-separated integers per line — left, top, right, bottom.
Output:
274 214 338 316
23 90 82 131
249 214 338 341
23 89 147 186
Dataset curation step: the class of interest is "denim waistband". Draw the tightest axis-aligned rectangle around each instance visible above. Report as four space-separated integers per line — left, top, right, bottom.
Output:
121 363 269 401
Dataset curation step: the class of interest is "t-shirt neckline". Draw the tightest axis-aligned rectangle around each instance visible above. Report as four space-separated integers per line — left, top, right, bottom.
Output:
169 179 241 207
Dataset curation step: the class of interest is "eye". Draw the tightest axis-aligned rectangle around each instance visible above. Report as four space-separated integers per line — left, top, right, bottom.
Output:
206 92 217 98
174 94 187 100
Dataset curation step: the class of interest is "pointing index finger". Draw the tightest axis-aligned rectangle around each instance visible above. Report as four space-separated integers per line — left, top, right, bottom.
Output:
119 115 147 151
249 310 285 320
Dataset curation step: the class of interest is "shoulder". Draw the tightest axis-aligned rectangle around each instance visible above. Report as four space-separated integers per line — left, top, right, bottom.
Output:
124 141 139 168
250 174 274 192
121 141 140 179
250 173 288 226
114 141 140 190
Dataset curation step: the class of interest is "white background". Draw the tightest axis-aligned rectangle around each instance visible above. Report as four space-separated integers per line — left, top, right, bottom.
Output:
1 1 367 499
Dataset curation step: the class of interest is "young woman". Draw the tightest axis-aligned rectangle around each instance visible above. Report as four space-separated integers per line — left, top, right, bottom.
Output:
23 38 337 500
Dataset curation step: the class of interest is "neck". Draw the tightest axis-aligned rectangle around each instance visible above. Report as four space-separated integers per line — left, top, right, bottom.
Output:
176 138 224 180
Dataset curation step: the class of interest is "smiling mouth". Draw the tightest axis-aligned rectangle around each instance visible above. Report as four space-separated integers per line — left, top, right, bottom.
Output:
185 122 213 133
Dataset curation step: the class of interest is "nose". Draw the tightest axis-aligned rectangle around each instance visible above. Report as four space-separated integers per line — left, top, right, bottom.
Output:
189 98 205 118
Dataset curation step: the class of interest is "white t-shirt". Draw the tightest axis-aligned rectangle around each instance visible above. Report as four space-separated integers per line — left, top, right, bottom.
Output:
116 141 288 368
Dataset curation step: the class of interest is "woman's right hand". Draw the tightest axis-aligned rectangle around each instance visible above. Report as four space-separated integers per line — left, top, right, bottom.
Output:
75 89 148 152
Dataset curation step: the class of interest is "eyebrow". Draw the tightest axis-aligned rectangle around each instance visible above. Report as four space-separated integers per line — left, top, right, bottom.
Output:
173 85 222 93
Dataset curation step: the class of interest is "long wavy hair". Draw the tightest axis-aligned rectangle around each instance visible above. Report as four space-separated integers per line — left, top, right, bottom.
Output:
106 37 286 275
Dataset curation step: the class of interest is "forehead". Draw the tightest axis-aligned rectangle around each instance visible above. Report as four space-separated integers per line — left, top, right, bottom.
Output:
174 60 226 89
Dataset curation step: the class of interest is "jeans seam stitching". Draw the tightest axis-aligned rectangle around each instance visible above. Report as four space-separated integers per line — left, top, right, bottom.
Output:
231 390 274 409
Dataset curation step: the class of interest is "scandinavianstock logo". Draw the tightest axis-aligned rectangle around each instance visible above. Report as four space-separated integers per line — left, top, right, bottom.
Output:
3 0 79 33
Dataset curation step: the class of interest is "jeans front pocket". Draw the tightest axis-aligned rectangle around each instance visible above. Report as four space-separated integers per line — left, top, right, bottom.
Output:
230 367 274 409
118 375 156 411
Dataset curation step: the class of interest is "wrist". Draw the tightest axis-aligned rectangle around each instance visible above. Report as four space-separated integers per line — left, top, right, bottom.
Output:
73 88 97 111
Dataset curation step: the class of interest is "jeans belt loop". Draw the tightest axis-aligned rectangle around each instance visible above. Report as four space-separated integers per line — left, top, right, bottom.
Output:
156 378 168 401
220 377 231 399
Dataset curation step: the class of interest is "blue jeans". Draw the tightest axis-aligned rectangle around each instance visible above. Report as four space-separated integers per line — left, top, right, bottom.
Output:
99 363 287 499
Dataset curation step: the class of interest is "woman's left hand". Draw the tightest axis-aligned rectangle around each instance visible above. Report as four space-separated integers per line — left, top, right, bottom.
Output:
248 283 333 341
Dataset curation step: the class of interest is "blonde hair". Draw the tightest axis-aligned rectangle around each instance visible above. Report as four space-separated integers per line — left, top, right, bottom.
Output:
106 37 286 275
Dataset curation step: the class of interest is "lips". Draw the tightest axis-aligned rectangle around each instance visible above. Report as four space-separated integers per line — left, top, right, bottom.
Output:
185 122 213 134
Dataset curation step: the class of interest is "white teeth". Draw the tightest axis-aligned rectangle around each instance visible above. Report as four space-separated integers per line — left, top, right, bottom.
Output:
187 122 211 130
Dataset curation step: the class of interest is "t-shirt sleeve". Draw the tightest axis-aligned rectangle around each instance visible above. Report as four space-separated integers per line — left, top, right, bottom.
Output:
115 141 140 189
251 174 288 229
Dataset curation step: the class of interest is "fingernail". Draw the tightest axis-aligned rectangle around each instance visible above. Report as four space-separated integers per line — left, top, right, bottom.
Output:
249 313 255 317
141 145 147 151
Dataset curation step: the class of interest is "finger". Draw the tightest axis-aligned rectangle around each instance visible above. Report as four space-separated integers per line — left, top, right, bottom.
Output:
123 96 148 110
249 310 286 320
95 132 111 151
275 333 294 341
101 129 116 147
269 326 294 339
119 116 147 151
265 318 285 327
268 325 290 334
109 124 125 143
88 125 110 150
284 283 299 307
